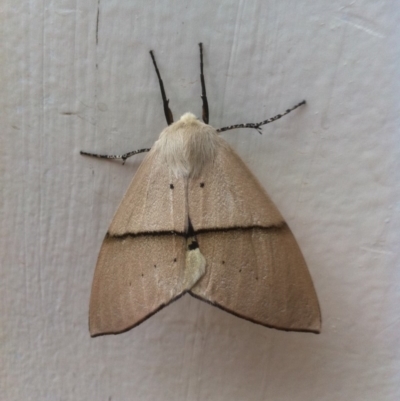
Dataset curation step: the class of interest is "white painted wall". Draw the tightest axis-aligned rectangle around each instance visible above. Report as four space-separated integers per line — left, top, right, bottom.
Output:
2 1 399 400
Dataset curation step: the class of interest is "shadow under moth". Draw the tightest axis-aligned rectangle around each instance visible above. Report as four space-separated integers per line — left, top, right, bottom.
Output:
81 43 321 337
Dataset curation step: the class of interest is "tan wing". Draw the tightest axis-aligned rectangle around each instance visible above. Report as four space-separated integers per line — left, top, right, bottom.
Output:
89 234 187 336
188 142 283 231
89 148 190 336
188 142 321 332
190 227 321 332
109 148 187 236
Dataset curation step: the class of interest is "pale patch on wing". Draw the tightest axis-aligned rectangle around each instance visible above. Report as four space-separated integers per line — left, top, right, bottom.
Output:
183 242 206 290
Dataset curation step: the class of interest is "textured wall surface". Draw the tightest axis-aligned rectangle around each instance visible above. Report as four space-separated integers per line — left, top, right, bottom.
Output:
2 1 399 400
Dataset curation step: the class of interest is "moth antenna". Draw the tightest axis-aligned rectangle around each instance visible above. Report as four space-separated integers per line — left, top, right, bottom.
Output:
199 43 209 124
80 148 151 165
149 50 174 125
216 100 306 133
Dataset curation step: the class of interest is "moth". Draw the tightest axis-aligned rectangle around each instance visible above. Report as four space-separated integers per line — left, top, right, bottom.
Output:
81 44 321 337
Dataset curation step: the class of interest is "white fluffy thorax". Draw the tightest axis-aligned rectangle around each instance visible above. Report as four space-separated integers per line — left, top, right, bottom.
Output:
153 112 221 178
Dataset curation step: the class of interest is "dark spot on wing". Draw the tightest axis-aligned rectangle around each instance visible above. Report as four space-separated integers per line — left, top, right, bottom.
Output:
173 258 177 262
222 260 225 264
188 240 199 250
170 184 174 189
154 264 157 268
200 182 205 188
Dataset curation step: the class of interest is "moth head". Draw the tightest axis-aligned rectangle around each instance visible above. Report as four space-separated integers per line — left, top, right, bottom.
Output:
179 112 199 123
154 112 220 178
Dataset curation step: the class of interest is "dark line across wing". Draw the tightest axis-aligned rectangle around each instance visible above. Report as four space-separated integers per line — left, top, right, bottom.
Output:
107 222 287 240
